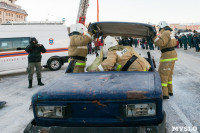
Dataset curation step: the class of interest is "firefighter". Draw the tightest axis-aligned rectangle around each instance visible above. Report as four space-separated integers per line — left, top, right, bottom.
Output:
152 21 177 99
96 36 148 72
66 23 92 73
120 37 151 71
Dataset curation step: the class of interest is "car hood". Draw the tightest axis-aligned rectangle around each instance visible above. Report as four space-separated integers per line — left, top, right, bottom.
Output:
33 71 162 102
88 22 156 39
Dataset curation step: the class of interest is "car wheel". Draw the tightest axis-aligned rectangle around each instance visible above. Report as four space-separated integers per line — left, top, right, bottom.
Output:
47 58 62 71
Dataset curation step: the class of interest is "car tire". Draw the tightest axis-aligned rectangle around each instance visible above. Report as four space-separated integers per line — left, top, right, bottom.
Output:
47 58 62 71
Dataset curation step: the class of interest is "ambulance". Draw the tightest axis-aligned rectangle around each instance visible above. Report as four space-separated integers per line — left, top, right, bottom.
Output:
0 21 70 73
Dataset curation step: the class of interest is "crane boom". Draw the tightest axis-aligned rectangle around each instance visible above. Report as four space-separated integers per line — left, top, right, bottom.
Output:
76 0 90 25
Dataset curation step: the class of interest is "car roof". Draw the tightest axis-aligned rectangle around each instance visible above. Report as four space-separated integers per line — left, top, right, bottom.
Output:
88 21 156 39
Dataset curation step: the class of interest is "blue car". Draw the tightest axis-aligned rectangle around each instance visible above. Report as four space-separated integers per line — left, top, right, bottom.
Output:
24 22 166 133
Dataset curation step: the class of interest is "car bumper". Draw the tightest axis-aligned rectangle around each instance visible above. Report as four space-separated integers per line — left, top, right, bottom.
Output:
24 112 166 133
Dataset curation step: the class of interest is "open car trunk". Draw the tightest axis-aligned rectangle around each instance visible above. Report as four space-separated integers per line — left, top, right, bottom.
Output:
88 22 156 40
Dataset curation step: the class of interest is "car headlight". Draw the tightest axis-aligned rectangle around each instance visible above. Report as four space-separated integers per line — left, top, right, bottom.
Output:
36 106 63 118
125 103 156 117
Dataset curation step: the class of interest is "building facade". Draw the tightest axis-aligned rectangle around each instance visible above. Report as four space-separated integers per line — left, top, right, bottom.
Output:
0 0 27 23
170 23 200 31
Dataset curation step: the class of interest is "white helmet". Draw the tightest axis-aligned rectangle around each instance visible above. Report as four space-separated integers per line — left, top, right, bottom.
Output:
103 36 118 57
70 23 87 34
157 21 169 29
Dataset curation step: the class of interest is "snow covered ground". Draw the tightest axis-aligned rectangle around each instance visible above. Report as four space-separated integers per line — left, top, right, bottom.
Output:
0 47 200 133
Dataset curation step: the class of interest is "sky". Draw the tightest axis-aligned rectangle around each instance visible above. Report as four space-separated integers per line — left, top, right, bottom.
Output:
16 0 200 26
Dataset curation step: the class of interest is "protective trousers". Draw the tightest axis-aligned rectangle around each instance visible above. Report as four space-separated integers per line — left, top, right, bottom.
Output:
27 62 42 80
72 60 86 73
158 61 175 96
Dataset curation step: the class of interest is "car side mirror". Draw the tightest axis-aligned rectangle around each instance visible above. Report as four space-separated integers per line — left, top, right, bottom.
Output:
17 47 26 50
17 47 22 50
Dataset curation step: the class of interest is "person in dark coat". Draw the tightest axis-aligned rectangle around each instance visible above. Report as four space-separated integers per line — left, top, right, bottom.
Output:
87 43 92 54
193 34 199 52
176 39 179 48
144 40 148 50
140 38 145 49
129 37 134 47
25 37 46 88
181 34 188 50
133 38 138 48
148 40 154 50
187 33 193 49
178 36 182 48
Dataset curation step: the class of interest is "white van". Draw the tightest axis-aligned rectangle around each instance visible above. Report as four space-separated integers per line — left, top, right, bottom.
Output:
0 21 70 73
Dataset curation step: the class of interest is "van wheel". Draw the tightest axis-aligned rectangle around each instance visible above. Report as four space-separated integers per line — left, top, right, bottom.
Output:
47 58 62 71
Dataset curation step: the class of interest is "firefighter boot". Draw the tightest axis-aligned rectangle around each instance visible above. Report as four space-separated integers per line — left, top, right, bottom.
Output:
38 78 44 86
28 80 32 88
162 86 169 99
168 84 173 96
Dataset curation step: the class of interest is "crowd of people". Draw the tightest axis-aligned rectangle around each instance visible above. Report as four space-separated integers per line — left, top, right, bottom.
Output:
87 37 156 54
138 32 200 52
87 38 103 56
176 32 200 52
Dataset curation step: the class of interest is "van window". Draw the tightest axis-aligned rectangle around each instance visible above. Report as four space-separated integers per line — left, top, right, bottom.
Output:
0 37 30 52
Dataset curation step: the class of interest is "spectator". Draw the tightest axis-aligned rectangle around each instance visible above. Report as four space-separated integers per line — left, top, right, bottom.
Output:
91 41 95 54
98 37 104 50
133 38 138 48
178 36 182 48
144 40 148 49
25 37 46 88
140 38 145 49
176 39 179 48
129 37 134 47
148 40 154 50
88 43 92 54
181 34 188 50
193 34 199 52
187 33 193 49
94 39 99 57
